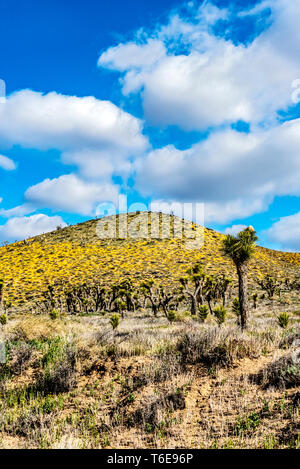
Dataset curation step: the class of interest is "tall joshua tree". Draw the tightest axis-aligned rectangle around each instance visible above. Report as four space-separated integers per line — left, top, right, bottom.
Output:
222 227 258 330
0 278 4 314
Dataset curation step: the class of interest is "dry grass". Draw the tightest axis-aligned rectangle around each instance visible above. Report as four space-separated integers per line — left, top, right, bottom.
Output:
0 306 299 449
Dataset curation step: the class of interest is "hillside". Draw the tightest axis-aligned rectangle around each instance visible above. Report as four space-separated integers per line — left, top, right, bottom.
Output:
1 212 300 309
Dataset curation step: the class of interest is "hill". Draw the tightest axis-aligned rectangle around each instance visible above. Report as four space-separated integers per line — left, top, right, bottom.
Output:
0 212 300 309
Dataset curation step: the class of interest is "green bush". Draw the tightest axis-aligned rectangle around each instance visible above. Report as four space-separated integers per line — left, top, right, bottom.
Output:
213 306 227 326
0 314 8 325
278 312 290 329
198 305 209 322
232 298 240 317
110 313 121 330
167 310 176 323
36 347 77 395
49 309 60 320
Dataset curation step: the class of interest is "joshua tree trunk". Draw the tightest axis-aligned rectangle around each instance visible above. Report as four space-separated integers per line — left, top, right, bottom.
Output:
0 281 3 314
190 295 197 316
236 262 248 330
207 298 213 315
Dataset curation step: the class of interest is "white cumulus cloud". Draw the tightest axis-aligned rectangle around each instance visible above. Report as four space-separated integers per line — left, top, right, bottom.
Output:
0 89 148 181
265 212 300 251
25 174 119 216
135 118 300 222
0 214 67 241
98 0 300 130
0 154 16 171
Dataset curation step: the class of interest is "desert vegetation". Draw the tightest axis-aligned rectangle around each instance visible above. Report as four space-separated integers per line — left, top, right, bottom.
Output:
0 215 299 449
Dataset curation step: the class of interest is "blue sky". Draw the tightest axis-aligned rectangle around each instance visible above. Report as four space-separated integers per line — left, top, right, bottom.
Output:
0 0 300 251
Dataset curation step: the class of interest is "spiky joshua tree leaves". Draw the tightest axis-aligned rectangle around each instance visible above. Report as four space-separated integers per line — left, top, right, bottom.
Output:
223 227 258 329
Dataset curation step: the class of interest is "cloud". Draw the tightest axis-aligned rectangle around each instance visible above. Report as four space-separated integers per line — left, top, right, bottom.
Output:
0 214 67 241
25 174 119 216
224 224 248 236
0 154 16 171
98 39 166 72
0 90 144 217
0 203 36 218
0 89 147 152
264 212 300 251
135 117 300 222
61 149 132 181
98 0 300 130
0 89 148 180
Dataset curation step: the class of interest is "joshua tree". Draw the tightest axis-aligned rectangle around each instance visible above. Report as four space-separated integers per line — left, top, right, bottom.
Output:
257 275 282 300
252 293 258 309
198 304 209 322
0 278 4 314
114 297 127 319
179 263 208 316
117 278 140 313
223 227 258 329
159 286 174 318
216 274 233 307
213 305 227 327
110 313 120 330
140 279 161 316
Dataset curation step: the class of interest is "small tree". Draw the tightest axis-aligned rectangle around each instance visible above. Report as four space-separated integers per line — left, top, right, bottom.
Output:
216 274 233 307
257 275 282 300
213 305 227 326
159 286 175 318
49 309 60 320
0 314 7 325
198 304 209 322
110 313 120 330
232 297 241 325
223 227 258 330
252 293 258 309
179 264 207 316
114 298 127 319
0 279 5 315
140 280 161 316
167 310 176 323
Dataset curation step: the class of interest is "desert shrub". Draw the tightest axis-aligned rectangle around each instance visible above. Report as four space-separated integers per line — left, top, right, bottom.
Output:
198 305 209 322
49 309 60 320
9 341 33 374
235 412 260 436
277 312 290 329
279 327 300 349
5 405 54 440
0 314 7 325
110 314 120 330
126 354 183 391
177 326 259 368
35 345 77 395
40 337 65 368
213 305 227 326
128 389 186 429
257 353 300 389
9 317 64 342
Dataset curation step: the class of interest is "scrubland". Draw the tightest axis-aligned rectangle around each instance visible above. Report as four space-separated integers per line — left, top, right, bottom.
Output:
0 300 299 449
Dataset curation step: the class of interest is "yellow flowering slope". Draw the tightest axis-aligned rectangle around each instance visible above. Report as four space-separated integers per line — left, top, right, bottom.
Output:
0 213 299 307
